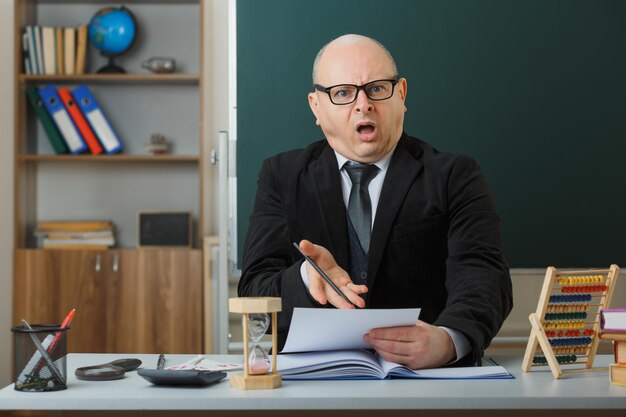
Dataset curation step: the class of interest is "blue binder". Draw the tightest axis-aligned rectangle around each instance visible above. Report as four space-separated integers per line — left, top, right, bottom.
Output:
39 85 87 154
72 85 123 154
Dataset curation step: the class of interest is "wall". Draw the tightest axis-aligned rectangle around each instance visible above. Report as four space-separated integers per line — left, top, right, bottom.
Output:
0 0 14 387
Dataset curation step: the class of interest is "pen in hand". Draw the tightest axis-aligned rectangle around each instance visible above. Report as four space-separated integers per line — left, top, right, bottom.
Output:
292 242 359 308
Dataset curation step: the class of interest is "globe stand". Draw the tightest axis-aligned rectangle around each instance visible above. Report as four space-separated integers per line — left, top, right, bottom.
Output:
96 54 126 74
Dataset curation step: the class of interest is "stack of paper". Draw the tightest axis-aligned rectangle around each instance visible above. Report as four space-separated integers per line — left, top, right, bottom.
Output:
35 220 115 250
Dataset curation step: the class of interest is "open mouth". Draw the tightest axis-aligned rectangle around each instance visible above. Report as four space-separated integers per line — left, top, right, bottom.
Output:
356 122 376 135
357 125 375 134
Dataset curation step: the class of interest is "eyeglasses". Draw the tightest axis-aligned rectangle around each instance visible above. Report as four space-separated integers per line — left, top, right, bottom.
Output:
313 76 399 105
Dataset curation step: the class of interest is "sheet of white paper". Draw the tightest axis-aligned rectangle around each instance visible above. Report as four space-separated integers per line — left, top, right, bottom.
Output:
166 355 242 371
281 307 420 353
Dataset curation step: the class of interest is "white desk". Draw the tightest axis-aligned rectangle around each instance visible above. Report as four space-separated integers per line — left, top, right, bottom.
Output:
1 354 625 417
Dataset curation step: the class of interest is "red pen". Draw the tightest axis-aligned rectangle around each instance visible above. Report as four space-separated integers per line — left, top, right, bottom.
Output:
33 308 75 373
59 308 76 331
50 308 76 351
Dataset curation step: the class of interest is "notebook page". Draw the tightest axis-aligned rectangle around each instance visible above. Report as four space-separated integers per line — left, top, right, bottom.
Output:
278 349 386 379
378 355 513 379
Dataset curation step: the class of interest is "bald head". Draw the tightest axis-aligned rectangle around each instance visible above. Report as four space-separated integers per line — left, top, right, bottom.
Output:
312 34 398 84
307 34 407 163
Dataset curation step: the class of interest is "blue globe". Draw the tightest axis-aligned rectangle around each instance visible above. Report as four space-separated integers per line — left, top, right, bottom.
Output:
88 7 137 56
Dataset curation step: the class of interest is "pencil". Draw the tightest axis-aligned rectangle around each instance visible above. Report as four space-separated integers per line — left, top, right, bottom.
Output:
292 242 358 308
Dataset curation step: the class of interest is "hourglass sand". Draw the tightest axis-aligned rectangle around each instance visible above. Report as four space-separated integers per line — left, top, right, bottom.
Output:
248 313 271 374
229 297 282 389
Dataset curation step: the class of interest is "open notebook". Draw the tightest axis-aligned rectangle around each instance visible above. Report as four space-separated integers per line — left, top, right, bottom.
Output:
277 349 513 380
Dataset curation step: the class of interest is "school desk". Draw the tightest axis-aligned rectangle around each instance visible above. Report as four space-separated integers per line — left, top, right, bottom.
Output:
0 353 625 417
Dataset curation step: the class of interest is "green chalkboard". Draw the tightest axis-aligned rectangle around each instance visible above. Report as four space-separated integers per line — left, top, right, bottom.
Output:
237 0 626 268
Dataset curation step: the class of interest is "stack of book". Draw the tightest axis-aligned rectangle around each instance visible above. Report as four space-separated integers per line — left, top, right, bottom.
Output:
35 221 115 250
22 25 88 75
599 308 626 386
26 84 123 155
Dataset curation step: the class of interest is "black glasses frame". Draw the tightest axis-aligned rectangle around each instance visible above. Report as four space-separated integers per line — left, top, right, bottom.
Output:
313 76 400 105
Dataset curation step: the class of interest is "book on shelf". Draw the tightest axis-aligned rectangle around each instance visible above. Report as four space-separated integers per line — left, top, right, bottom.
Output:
38 230 114 240
75 25 87 75
24 26 39 75
55 27 64 75
36 220 113 233
600 308 626 332
22 31 32 75
41 26 56 75
22 24 85 76
42 243 111 251
36 220 115 249
25 86 69 154
610 363 626 386
64 27 76 75
276 349 513 380
42 236 114 248
33 26 44 76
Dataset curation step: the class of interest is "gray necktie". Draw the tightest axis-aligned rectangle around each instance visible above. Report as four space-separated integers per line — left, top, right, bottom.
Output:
345 162 380 254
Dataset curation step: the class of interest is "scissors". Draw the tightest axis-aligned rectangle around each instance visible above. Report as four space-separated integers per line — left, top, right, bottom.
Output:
75 358 142 381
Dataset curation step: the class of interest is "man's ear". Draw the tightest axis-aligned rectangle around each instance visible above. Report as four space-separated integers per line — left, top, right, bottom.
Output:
308 92 320 121
398 78 408 102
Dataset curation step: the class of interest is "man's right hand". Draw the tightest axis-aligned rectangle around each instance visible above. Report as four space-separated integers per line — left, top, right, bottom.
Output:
297 239 368 309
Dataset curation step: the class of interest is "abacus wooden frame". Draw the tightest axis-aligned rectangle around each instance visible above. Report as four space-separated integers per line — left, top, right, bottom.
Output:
522 264 620 379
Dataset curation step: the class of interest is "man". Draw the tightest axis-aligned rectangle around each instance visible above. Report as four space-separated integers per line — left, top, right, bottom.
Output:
238 34 512 369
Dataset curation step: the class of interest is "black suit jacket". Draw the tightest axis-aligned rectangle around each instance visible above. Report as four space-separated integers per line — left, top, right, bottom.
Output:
238 133 513 365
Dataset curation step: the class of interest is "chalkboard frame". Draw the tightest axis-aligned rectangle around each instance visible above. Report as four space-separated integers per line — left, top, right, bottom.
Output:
137 211 192 248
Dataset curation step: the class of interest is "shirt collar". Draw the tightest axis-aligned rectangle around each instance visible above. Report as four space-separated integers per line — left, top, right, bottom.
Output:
334 145 396 172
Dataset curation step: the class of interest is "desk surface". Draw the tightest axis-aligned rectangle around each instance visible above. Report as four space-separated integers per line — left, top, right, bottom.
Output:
1 354 625 414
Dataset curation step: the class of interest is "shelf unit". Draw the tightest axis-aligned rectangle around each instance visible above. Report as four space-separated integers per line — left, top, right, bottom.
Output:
12 0 211 354
14 0 207 249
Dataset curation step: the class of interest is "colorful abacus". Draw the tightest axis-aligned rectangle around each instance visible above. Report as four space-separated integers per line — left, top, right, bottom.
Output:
522 265 620 379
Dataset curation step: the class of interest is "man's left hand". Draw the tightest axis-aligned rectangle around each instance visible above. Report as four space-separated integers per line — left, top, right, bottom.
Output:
363 320 456 369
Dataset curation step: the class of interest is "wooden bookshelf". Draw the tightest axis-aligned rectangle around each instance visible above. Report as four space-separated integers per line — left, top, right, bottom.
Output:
12 0 210 354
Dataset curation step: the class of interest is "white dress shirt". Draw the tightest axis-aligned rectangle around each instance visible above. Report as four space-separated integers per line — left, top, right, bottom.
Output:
299 147 471 363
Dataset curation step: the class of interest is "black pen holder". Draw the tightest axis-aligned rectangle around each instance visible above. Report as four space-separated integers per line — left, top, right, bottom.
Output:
12 324 69 392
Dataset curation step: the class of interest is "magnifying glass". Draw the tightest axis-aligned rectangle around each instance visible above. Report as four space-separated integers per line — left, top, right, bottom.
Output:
75 358 142 381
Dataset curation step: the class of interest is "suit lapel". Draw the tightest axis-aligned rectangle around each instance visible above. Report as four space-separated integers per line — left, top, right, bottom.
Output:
367 138 423 293
310 145 350 269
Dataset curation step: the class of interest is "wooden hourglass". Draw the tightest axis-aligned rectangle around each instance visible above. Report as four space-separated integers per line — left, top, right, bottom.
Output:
228 297 282 389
